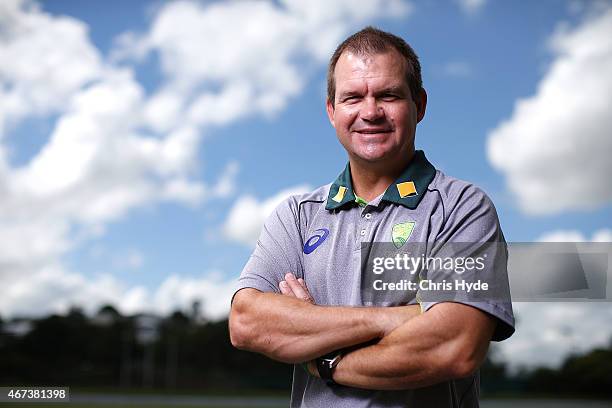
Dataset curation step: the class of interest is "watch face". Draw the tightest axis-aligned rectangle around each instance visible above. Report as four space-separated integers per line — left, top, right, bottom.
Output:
317 354 342 386
324 354 342 367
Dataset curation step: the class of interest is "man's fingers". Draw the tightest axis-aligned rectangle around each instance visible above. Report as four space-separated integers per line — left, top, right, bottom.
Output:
297 278 315 302
298 278 307 289
279 273 315 303
285 273 313 302
279 281 294 296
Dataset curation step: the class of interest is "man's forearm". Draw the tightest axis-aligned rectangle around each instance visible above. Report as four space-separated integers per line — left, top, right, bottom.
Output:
229 288 419 364
332 303 495 390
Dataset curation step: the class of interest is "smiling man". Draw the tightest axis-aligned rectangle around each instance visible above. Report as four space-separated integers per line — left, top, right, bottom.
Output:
229 27 515 407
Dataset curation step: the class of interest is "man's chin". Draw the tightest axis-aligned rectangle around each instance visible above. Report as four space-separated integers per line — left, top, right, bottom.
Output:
351 150 393 164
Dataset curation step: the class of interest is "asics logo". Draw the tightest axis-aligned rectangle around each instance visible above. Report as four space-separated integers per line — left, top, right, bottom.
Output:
303 228 330 254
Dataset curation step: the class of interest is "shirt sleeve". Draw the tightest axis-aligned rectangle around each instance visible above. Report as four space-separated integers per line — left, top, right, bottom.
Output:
231 196 305 303
417 184 515 342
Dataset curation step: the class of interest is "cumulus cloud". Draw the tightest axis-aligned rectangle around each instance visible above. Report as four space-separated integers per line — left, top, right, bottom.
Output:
114 0 412 131
0 67 208 288
498 302 612 370
0 0 102 134
497 228 612 369
537 228 612 242
153 273 239 319
0 266 237 321
0 1 231 318
487 7 612 215
224 185 311 247
0 0 409 319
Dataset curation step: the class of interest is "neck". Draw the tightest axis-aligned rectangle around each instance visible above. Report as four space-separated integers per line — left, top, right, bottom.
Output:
349 150 415 202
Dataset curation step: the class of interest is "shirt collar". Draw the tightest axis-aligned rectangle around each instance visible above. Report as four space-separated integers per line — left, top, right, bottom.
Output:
325 150 436 211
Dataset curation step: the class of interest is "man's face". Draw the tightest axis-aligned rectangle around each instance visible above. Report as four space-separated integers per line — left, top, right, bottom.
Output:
326 50 426 165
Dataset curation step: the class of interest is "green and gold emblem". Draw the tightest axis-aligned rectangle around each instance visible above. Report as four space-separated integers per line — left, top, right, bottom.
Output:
392 221 415 249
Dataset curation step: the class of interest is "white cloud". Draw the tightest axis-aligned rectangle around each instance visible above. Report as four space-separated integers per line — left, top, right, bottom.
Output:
537 228 612 242
487 7 612 215
0 0 102 135
142 87 185 134
6 68 207 227
153 273 239 319
497 228 612 369
0 0 409 320
114 0 412 131
0 266 237 321
0 265 125 317
498 302 612 370
224 185 311 247
592 229 612 242
0 1 215 319
0 218 71 270
0 3 212 275
455 0 487 15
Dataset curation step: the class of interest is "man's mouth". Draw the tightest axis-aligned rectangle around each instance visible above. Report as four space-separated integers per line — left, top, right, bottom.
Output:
353 128 393 134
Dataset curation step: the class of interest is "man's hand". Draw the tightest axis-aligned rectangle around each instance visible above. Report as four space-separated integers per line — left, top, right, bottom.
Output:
230 274 419 364
277 273 420 378
278 273 418 336
333 302 496 390
279 273 315 304
279 274 320 375
230 286 402 364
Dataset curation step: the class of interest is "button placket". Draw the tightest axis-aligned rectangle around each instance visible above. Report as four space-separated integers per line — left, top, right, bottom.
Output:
358 207 373 241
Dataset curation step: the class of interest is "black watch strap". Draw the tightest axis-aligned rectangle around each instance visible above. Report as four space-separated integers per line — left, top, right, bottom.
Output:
316 351 343 386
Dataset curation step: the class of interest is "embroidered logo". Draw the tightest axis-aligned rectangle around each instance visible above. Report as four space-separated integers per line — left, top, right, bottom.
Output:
392 222 415 249
397 181 417 198
332 186 347 203
303 228 330 254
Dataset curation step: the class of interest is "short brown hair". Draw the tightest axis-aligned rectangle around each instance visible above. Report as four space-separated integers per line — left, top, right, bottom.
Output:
327 26 423 105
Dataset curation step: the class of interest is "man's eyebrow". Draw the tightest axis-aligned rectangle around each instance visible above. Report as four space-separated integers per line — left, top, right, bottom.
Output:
338 90 362 99
374 86 407 96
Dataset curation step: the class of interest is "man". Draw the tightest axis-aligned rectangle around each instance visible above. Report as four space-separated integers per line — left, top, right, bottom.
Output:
229 27 514 407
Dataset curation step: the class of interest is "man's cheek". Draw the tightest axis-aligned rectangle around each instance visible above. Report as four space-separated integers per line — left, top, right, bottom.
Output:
339 107 359 123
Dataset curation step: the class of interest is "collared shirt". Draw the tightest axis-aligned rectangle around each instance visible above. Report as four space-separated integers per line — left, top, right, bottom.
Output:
234 150 515 408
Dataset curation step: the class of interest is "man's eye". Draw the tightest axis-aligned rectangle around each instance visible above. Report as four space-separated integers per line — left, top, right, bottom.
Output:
343 96 360 103
380 94 399 101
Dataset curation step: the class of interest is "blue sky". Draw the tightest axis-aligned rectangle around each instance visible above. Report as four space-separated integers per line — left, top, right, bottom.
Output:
1 0 611 369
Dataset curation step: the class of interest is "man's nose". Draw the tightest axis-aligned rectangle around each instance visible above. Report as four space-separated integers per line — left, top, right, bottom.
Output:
359 97 384 122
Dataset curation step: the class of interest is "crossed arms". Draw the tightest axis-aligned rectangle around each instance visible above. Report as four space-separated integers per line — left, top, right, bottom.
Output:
229 273 496 390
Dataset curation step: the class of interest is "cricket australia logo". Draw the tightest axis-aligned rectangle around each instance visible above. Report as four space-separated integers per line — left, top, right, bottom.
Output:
303 228 330 254
392 221 415 249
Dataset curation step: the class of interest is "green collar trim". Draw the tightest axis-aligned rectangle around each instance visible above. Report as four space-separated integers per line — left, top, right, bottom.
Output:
325 150 436 211
354 195 368 207
325 162 356 209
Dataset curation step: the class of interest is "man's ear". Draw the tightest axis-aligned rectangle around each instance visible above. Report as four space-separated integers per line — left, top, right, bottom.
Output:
416 89 427 124
326 98 336 128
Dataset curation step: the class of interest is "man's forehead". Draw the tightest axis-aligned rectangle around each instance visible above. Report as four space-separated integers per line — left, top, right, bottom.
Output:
335 50 407 85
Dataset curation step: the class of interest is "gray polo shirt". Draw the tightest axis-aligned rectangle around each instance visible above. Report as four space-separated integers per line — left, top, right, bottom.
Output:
235 150 515 407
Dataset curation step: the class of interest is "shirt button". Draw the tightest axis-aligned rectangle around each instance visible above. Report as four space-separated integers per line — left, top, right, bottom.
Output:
360 229 366 236
365 213 372 219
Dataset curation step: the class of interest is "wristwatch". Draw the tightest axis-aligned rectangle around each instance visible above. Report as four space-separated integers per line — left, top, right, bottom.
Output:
316 351 343 386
